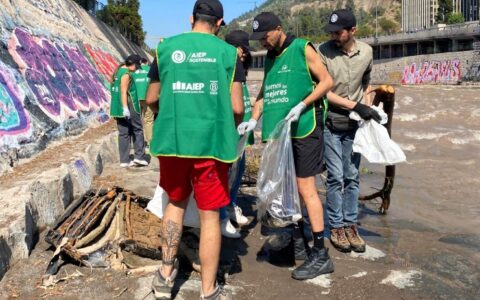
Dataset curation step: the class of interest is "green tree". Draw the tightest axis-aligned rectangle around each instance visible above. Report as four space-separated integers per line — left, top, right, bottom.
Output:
436 0 453 23
379 17 398 34
447 12 465 24
97 0 145 46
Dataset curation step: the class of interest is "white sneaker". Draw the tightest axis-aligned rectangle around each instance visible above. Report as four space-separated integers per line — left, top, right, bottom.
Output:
133 158 149 166
228 205 249 226
221 219 241 239
120 161 134 168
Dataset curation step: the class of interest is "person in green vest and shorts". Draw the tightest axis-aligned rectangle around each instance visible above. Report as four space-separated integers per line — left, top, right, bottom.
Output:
131 57 154 149
218 30 253 239
145 1 245 299
109 55 148 167
244 12 334 280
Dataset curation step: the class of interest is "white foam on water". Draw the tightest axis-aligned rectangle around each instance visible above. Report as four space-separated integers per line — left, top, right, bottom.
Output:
395 114 417 122
350 245 386 261
380 270 422 289
306 274 332 289
347 271 368 279
401 96 414 105
404 132 449 140
398 143 416 152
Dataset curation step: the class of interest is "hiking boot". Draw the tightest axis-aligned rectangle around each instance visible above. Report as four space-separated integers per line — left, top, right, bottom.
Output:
228 205 249 226
330 227 351 252
293 236 310 261
291 248 334 280
200 285 232 300
221 219 241 239
344 225 366 253
151 259 179 300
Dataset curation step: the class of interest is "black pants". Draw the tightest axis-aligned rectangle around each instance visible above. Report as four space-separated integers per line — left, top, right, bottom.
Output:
116 100 145 163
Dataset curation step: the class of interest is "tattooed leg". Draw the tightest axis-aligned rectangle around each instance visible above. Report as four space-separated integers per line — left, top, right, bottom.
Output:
161 219 182 274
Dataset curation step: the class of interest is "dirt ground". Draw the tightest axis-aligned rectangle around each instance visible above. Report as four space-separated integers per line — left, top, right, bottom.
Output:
1 85 480 299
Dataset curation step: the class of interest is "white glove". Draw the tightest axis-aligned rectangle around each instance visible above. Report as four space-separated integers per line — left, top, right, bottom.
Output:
122 106 130 118
285 102 306 122
237 118 257 135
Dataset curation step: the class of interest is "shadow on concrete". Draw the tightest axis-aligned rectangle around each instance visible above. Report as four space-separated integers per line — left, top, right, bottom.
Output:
0 237 12 281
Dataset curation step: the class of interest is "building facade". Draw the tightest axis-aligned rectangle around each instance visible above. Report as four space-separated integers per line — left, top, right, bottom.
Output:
454 0 480 21
402 0 438 32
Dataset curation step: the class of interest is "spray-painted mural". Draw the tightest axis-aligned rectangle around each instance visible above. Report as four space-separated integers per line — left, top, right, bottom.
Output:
401 60 461 84
0 63 31 138
84 44 118 83
8 28 110 124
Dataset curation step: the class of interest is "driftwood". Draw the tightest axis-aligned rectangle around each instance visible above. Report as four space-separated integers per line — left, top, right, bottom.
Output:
359 85 396 214
43 186 200 284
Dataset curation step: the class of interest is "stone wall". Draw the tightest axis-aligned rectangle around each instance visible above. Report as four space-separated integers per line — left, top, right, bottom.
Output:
371 50 480 85
0 0 149 175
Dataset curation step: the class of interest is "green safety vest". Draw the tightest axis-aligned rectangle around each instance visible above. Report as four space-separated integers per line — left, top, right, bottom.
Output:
131 65 150 101
262 38 317 141
109 67 139 117
242 83 254 145
151 32 239 163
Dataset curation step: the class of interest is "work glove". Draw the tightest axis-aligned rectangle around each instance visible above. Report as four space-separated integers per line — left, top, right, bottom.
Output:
285 102 306 122
237 119 257 135
352 102 382 122
122 106 130 119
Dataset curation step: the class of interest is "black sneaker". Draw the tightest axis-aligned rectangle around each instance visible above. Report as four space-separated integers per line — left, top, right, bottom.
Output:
291 248 334 280
293 236 310 261
151 259 179 299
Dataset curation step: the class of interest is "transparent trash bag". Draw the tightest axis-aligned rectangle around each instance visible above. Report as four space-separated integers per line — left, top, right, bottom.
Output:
257 120 302 228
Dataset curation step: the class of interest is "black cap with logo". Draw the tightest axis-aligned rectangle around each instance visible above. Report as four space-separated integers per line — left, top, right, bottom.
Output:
324 9 357 33
249 12 281 40
193 0 226 26
125 54 141 67
225 30 250 51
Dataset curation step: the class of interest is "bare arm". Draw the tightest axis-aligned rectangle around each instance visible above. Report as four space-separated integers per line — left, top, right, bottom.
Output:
251 83 264 121
120 74 130 107
303 45 333 106
146 80 160 114
231 81 244 126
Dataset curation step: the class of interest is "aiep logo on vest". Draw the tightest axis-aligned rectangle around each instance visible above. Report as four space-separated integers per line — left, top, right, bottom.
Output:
172 50 186 64
172 81 205 94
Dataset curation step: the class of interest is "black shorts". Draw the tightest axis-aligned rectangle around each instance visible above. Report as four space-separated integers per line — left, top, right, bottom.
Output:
292 121 324 178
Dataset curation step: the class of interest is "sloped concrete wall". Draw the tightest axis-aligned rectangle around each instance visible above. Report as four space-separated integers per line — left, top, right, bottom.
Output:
371 51 480 85
0 0 149 174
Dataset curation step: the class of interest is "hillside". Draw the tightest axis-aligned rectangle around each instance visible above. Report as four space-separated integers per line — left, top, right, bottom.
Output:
224 0 401 44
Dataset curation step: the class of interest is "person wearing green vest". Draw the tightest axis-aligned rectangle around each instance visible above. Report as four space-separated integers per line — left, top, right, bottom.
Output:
109 55 148 167
244 12 334 280
131 57 154 148
145 1 244 299
218 30 253 239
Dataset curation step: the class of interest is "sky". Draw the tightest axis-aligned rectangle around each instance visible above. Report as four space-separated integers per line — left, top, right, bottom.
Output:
139 0 267 48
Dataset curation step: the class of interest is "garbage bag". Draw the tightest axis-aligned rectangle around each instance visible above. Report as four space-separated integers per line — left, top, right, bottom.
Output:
228 134 248 189
147 185 200 228
257 120 302 228
353 118 406 165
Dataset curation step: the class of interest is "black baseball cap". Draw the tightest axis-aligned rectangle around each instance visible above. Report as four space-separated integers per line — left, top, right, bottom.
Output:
125 54 141 66
324 9 357 33
225 30 250 51
193 0 226 26
249 12 281 40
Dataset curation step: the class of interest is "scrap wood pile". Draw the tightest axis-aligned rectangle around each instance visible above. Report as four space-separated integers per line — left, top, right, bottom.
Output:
43 186 199 286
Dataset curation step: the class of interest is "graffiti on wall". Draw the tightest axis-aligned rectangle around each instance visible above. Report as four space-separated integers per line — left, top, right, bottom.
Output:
8 28 110 124
84 44 118 83
0 62 31 138
401 60 461 84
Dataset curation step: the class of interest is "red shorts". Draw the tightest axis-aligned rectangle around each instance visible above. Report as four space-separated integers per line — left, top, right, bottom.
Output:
158 156 230 210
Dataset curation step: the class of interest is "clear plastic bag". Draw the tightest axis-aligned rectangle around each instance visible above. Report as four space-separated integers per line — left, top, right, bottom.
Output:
256 120 302 228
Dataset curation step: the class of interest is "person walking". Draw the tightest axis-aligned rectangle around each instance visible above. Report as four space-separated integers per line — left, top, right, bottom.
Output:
244 12 334 280
109 55 148 167
319 9 381 253
131 57 154 149
219 30 253 239
145 1 245 299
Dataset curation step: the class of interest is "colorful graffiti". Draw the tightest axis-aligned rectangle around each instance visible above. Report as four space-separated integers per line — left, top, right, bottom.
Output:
8 28 110 124
401 60 461 85
84 44 119 83
0 63 31 138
